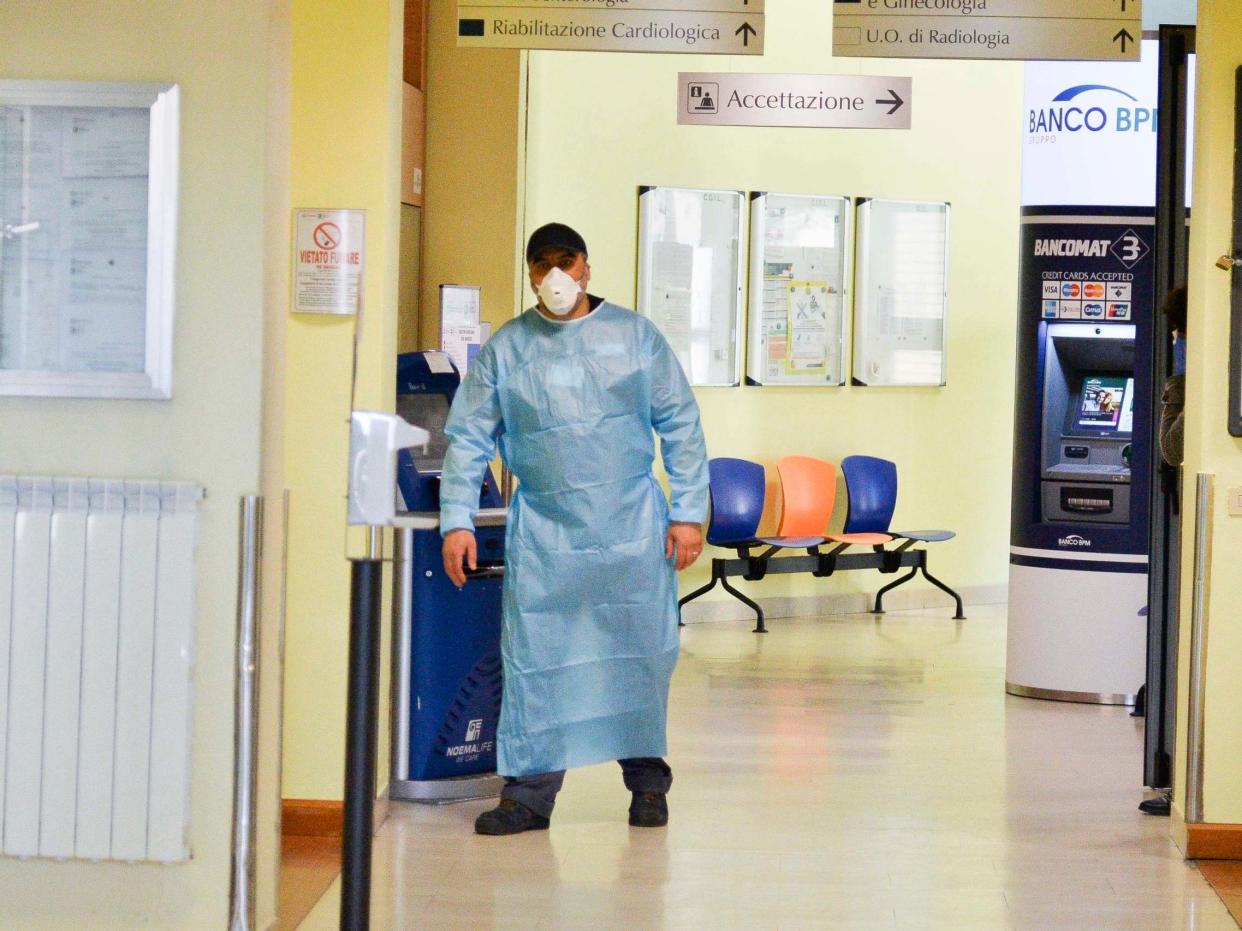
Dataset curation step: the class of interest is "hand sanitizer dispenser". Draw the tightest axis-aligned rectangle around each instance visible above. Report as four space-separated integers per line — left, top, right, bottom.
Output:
348 411 429 526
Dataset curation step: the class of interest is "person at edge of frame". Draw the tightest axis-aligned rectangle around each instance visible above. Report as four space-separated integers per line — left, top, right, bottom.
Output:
1139 285 1188 819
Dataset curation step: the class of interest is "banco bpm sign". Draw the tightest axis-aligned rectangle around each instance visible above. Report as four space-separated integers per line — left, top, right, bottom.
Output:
458 0 766 54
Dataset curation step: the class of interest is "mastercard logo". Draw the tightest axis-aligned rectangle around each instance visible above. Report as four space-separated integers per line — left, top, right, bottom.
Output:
1083 283 1105 299
1061 283 1081 298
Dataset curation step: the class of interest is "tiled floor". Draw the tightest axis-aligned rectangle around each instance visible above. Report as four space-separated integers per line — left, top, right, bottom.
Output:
297 604 1240 929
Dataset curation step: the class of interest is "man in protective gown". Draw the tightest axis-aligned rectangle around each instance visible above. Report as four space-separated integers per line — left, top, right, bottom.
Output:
440 223 709 835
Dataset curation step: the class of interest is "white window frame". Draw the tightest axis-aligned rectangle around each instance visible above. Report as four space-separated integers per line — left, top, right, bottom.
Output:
637 186 746 387
0 80 179 399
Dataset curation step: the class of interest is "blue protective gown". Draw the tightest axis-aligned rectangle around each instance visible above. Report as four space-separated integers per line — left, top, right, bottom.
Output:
439 300 709 777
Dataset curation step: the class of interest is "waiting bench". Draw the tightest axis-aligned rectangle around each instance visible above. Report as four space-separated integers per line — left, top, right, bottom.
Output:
678 455 965 633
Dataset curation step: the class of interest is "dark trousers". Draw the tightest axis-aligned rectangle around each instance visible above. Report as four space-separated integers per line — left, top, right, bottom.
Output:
500 757 672 819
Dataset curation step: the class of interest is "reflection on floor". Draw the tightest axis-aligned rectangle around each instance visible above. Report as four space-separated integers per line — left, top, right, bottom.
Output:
298 604 1240 929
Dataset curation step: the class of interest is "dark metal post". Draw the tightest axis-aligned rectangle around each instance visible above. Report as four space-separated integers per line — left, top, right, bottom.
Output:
341 557 383 931
1144 24 1195 791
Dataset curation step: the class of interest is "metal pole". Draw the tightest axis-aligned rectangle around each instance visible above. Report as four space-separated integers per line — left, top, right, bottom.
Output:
229 496 263 931
500 463 514 506
1184 473 1213 824
390 528 413 786
341 557 383 931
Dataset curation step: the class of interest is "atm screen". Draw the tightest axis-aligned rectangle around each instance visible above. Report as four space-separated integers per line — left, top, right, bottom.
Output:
1075 375 1134 433
396 392 451 472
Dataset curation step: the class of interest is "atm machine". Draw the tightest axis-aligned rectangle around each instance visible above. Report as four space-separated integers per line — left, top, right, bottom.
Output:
1038 324 1137 526
1007 223 1155 704
389 350 507 802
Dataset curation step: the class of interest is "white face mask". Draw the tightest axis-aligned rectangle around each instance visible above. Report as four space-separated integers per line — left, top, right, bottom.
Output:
537 266 583 316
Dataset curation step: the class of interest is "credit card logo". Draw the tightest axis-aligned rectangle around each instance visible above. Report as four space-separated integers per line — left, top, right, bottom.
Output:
1043 300 1060 318
1061 282 1081 298
1083 283 1105 299
1083 302 1105 317
1042 281 1061 298
1107 302 1131 319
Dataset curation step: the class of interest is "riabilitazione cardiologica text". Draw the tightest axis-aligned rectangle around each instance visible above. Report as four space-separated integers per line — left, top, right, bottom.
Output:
488 18 722 44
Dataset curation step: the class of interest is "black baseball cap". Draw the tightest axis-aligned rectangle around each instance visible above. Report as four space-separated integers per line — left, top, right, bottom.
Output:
525 222 588 263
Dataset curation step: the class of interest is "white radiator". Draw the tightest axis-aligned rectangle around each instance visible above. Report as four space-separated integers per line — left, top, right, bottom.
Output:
0 476 202 863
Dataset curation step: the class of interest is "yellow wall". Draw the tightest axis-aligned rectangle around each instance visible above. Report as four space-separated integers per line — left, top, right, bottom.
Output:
0 2 273 926
281 0 404 801
421 3 526 343
259 2 293 924
1172 0 1242 828
524 1 1024 610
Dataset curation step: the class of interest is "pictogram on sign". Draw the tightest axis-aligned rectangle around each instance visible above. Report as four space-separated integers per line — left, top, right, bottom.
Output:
313 222 341 250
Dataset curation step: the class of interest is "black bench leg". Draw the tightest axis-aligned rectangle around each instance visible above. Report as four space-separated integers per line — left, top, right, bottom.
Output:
921 565 966 620
720 575 766 633
677 571 720 628
873 567 917 615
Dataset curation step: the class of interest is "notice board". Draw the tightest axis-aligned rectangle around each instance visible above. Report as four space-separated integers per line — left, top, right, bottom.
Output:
852 199 950 387
0 81 179 399
747 192 852 386
637 186 744 387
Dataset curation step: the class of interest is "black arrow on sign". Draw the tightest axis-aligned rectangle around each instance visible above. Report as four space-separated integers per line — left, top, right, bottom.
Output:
875 88 904 116
735 22 757 46
1113 28 1134 52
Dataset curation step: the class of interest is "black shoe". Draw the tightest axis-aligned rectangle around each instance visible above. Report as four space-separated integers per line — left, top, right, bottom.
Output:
1139 791 1172 816
628 792 669 828
474 799 550 835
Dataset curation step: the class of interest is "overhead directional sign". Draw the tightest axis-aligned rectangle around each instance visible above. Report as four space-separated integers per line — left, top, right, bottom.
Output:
458 0 765 54
832 0 1141 62
677 73 912 129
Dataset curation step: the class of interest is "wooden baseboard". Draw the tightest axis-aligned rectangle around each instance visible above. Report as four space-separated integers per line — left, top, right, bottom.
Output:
1187 822 1242 860
282 796 392 838
282 799 343 837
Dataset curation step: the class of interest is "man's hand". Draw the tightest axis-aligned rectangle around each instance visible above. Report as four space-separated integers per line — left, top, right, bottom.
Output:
665 522 704 572
442 529 477 588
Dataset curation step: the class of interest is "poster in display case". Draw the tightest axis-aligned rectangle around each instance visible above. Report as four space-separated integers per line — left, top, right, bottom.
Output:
746 192 852 386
